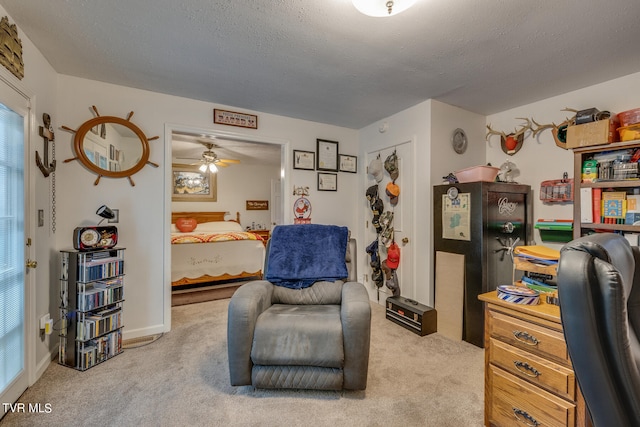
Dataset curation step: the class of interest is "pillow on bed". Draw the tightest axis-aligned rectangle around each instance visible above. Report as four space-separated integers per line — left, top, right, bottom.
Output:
195 221 243 233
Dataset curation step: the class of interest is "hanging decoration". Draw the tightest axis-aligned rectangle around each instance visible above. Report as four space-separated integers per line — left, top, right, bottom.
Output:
530 108 581 150
485 118 532 155
0 16 24 80
36 113 56 177
293 186 311 224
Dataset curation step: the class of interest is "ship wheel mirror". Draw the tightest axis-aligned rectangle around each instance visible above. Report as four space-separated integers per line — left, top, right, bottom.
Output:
62 106 159 186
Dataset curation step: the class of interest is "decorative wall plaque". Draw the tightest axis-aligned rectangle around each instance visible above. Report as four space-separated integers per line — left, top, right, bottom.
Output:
246 200 269 210
0 16 24 80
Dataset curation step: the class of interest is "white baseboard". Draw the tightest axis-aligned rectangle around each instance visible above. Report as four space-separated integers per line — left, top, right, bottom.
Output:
33 350 55 386
123 323 167 341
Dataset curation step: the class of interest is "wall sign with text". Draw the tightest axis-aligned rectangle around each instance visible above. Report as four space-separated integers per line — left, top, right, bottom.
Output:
246 200 269 210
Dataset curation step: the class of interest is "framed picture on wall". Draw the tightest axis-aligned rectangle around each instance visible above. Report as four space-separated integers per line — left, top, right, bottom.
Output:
339 154 357 173
316 139 339 171
293 150 315 170
171 164 218 202
318 172 337 191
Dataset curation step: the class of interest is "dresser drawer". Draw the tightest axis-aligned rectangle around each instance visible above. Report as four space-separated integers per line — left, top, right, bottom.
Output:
490 338 576 400
489 364 576 427
489 310 569 364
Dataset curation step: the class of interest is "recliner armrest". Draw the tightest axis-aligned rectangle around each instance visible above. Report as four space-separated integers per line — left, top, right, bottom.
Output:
227 280 274 386
340 281 371 390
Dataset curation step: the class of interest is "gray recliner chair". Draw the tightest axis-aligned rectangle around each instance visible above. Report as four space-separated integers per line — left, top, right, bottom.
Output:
557 233 640 426
227 228 371 390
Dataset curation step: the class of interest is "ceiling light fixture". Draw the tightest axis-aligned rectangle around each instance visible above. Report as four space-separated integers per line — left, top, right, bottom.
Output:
352 0 417 17
199 162 218 173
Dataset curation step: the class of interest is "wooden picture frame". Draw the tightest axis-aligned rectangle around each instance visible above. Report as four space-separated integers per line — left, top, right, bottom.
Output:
318 172 337 191
213 108 258 129
316 139 339 171
339 154 357 173
171 164 217 202
293 150 315 170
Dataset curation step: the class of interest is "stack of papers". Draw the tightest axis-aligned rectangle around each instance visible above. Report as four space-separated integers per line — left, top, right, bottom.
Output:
513 245 560 265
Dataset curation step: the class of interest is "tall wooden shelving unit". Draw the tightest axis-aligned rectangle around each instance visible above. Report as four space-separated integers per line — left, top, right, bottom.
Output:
572 139 640 239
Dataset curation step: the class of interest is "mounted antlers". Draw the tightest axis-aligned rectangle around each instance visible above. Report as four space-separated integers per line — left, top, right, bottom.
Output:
486 109 580 153
530 108 578 150
486 118 532 155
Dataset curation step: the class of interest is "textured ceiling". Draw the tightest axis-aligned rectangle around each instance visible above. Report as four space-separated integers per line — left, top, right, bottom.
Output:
3 0 640 131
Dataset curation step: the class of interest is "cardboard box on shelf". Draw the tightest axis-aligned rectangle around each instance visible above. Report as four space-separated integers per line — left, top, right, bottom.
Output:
566 118 619 149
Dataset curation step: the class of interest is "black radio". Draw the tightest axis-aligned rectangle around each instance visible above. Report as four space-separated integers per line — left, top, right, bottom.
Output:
73 226 118 251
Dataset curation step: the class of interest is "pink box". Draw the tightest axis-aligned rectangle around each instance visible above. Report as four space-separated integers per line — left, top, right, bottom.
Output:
455 165 500 183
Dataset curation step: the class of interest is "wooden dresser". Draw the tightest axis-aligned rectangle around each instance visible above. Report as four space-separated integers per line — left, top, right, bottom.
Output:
478 291 592 427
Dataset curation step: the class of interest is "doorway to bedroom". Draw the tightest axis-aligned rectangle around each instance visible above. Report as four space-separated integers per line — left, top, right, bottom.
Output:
166 125 288 308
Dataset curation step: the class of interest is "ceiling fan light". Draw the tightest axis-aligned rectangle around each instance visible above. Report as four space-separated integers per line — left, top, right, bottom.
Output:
352 0 417 17
199 163 208 173
209 163 218 173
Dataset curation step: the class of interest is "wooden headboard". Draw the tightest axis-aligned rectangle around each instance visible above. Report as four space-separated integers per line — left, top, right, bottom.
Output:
171 211 240 224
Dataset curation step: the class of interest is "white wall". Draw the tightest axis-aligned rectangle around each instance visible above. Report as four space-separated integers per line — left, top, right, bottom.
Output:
171 162 280 230
55 75 359 341
486 71 640 250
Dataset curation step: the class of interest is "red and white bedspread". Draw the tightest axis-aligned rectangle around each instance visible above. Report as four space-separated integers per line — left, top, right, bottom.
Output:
171 231 263 244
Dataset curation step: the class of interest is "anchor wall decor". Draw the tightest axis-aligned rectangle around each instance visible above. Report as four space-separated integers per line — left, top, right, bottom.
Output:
36 113 56 177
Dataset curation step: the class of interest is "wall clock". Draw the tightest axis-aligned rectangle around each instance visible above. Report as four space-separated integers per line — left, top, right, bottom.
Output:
452 128 468 154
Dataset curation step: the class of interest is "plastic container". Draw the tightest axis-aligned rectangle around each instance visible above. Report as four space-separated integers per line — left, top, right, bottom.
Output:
454 165 500 183
618 108 640 127
618 123 640 142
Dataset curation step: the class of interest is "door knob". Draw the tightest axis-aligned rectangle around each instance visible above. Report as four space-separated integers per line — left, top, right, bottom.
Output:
26 259 37 269
402 237 409 245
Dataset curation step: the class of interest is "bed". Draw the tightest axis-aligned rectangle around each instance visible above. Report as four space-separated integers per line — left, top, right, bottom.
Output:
171 211 266 287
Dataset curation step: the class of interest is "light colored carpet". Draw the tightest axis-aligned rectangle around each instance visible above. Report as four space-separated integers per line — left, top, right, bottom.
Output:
2 299 484 427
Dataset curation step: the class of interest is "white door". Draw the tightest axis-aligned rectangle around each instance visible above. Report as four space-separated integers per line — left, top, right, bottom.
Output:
364 141 414 305
0 80 31 416
270 178 282 228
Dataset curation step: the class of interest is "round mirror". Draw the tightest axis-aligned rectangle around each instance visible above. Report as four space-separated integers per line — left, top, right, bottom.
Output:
64 109 159 185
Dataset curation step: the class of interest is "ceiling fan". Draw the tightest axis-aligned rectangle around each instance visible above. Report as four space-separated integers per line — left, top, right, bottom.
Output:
175 142 240 173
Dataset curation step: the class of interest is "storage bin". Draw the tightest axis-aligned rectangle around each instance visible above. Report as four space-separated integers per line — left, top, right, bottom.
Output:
618 108 640 127
535 220 573 243
618 123 640 142
454 165 499 183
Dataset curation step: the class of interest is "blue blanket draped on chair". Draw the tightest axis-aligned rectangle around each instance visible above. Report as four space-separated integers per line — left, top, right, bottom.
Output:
265 224 349 289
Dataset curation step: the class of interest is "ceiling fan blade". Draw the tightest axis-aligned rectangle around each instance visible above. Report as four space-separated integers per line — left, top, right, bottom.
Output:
215 162 229 167
218 158 240 164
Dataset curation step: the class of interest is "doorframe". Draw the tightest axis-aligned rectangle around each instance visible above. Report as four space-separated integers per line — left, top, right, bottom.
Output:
0 68 36 400
162 123 290 330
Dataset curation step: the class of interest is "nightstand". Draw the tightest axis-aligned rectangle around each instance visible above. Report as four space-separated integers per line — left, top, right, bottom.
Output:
251 229 270 245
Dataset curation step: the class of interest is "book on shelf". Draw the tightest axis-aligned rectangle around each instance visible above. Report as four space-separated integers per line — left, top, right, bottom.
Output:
580 187 593 223
593 188 602 224
602 191 627 222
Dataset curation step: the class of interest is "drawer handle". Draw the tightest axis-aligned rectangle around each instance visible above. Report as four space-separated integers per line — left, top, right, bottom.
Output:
513 360 541 378
513 330 540 346
512 407 540 427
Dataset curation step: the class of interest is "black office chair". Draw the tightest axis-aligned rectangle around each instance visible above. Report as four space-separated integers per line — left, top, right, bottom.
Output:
557 233 640 426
